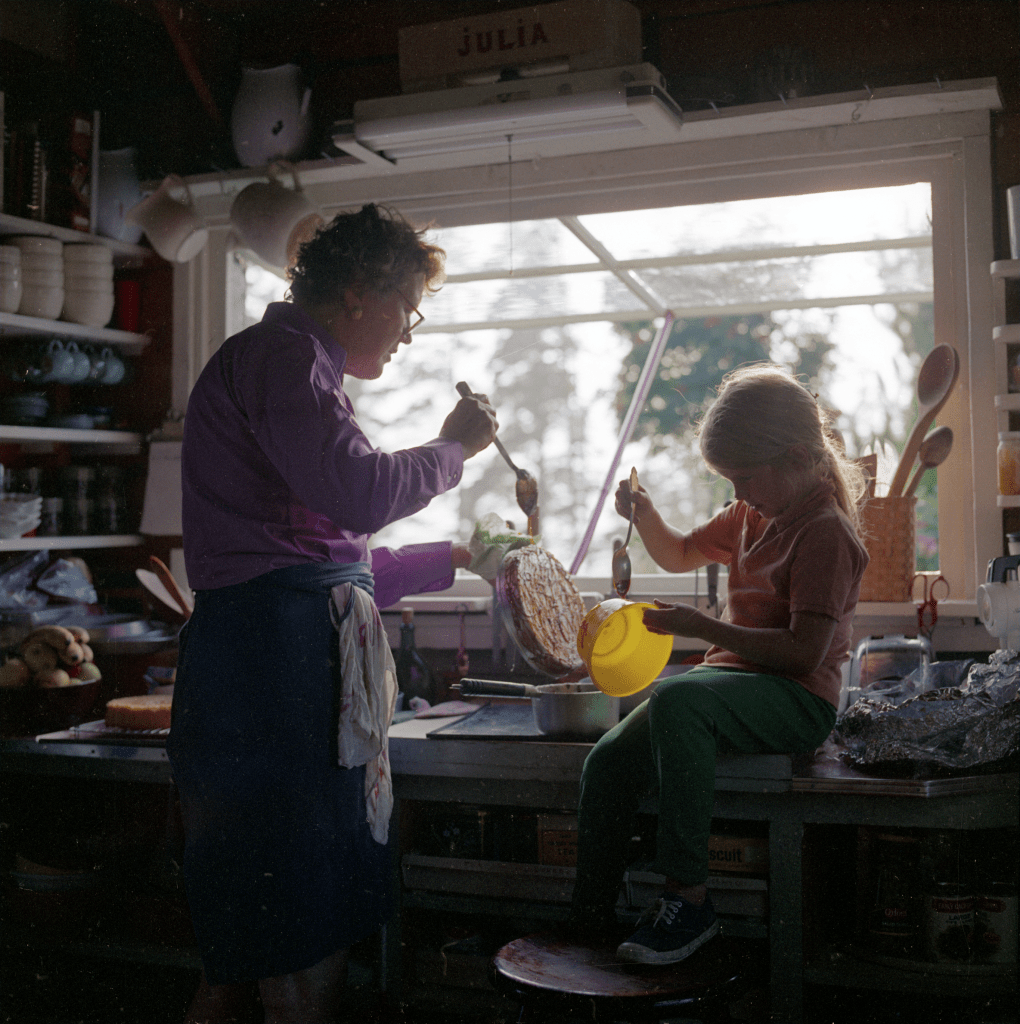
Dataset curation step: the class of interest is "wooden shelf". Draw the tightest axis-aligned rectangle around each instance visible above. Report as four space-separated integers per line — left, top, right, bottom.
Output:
0 311 150 354
0 212 153 267
993 392 1020 411
0 425 142 445
994 324 1020 343
0 534 144 551
996 495 1020 507
805 947 1017 997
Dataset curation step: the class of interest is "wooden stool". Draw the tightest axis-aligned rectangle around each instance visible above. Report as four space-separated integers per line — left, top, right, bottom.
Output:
491 932 753 1023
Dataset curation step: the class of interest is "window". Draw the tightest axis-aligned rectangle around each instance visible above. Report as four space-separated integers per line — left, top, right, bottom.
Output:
185 83 996 601
246 184 937 575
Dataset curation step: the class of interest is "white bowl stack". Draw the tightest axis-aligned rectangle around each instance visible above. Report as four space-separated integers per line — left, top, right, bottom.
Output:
62 244 115 328
0 245 22 313
10 236 64 320
0 494 43 539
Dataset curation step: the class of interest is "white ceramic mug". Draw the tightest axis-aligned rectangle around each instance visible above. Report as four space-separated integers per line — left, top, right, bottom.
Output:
125 174 209 263
229 161 323 268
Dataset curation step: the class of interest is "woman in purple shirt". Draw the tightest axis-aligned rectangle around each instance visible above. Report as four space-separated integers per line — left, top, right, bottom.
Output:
168 205 496 1023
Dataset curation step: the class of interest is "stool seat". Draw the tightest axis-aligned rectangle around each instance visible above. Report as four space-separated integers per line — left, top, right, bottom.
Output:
492 933 751 1023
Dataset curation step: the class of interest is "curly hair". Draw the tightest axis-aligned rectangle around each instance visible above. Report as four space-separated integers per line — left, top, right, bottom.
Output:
287 203 445 307
697 363 867 532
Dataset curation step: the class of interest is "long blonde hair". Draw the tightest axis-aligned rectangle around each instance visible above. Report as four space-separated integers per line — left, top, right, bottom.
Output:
697 363 867 532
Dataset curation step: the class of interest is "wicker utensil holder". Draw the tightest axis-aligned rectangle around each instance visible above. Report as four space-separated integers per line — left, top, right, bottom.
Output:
858 496 916 602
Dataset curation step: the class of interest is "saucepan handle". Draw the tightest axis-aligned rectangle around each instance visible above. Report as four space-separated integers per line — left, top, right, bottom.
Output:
458 678 534 698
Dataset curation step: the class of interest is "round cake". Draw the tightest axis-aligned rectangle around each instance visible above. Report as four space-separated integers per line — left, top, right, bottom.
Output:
497 546 585 677
105 691 173 731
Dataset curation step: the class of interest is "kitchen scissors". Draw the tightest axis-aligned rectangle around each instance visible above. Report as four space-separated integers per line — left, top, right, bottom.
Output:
911 572 949 638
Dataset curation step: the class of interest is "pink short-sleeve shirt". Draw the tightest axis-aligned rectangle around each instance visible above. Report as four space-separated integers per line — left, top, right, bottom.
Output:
690 482 868 707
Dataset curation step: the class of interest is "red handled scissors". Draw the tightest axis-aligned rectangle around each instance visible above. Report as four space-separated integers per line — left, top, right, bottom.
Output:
911 573 949 638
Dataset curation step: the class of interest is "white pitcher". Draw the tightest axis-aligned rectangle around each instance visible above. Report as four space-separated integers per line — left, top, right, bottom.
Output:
229 161 323 268
97 147 144 244
231 64 312 168
125 175 209 263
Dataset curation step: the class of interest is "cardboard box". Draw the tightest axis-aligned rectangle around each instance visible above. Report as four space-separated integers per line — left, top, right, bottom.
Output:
398 0 643 93
402 853 576 903
537 812 577 866
707 834 769 875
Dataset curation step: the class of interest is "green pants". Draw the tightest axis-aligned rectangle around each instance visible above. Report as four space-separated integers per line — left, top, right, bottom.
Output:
571 667 836 917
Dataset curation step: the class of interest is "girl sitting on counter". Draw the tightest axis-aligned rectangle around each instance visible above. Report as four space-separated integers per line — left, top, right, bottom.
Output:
569 364 869 965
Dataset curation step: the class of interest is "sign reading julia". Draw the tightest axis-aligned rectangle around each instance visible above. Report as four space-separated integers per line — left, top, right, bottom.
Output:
397 0 643 92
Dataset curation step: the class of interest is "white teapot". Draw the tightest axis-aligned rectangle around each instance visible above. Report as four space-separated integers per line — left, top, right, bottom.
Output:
231 64 312 168
229 161 323 268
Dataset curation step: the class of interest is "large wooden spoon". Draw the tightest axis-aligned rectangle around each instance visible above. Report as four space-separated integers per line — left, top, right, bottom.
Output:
902 425 954 499
888 345 960 498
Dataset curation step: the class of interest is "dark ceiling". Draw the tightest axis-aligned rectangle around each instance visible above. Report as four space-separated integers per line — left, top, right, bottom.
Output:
1 0 1017 183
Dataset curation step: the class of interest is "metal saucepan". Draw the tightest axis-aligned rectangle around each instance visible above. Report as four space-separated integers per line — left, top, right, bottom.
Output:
458 677 619 739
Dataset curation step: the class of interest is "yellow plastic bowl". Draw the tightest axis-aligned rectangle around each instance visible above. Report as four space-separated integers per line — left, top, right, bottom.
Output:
576 599 673 697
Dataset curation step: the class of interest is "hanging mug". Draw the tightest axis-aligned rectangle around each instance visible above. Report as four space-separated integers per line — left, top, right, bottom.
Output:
231 64 312 168
39 339 76 384
64 341 92 385
125 174 209 263
98 347 126 385
85 344 107 383
229 160 323 268
97 147 145 244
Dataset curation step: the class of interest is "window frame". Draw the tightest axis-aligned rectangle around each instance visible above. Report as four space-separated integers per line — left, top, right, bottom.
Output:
175 94 998 606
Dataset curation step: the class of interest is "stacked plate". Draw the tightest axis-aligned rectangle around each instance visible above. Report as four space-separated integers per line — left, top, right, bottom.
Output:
0 494 43 539
0 245 22 313
9 236 63 320
62 244 114 328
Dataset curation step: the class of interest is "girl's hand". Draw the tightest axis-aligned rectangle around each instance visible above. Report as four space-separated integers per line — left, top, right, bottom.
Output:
643 599 704 637
614 476 652 523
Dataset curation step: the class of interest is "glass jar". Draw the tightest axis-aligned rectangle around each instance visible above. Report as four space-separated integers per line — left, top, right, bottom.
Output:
997 432 1020 495
866 831 922 957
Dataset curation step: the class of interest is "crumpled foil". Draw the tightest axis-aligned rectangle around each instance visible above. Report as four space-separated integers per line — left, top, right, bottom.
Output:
834 649 1020 774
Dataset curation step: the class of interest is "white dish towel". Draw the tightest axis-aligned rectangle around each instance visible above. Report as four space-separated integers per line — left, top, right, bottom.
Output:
332 583 398 845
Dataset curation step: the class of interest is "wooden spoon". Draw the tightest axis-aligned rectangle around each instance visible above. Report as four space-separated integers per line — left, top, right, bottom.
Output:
136 568 188 618
902 425 954 499
149 555 193 618
888 345 960 498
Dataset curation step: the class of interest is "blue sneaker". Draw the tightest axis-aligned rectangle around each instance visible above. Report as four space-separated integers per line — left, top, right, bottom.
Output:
616 893 720 965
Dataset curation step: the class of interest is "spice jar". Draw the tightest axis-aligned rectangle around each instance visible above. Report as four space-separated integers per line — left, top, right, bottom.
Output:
997 433 1020 495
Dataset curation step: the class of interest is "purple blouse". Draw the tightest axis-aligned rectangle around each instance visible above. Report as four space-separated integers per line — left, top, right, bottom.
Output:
182 302 465 608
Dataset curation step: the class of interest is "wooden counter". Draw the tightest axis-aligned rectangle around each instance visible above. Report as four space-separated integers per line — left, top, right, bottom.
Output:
389 714 1019 1023
2 719 1016 1022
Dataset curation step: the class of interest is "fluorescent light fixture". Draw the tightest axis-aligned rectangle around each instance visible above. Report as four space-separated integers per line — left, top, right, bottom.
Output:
349 64 683 168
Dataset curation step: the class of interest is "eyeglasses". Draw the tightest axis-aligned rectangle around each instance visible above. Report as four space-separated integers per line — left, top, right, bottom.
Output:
395 288 425 335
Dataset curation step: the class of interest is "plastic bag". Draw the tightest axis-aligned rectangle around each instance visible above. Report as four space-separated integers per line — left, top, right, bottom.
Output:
466 512 534 582
35 558 98 605
856 657 974 707
0 550 51 610
834 649 1020 775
